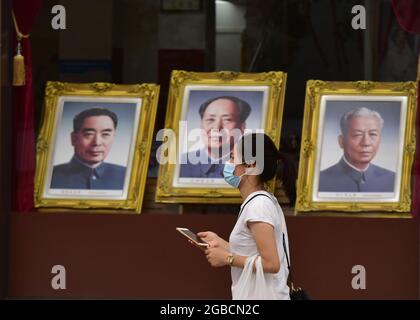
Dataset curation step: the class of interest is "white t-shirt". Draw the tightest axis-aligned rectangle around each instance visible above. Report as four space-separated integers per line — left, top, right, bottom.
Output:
229 190 290 300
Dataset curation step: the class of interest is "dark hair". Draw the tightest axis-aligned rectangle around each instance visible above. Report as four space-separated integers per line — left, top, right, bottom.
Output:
237 133 281 183
198 96 251 123
73 108 118 132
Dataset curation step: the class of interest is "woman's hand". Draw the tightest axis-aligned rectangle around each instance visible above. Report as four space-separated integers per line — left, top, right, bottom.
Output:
205 247 230 267
197 231 229 250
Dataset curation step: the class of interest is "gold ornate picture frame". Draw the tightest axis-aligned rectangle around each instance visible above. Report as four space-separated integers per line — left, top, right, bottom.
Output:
296 80 417 216
156 70 287 204
35 82 160 213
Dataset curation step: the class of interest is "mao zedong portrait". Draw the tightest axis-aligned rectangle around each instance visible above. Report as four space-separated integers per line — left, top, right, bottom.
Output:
180 96 251 178
51 108 126 190
319 107 395 193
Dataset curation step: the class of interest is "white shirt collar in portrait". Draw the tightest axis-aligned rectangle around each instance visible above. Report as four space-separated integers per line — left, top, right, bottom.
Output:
342 155 370 173
73 155 103 169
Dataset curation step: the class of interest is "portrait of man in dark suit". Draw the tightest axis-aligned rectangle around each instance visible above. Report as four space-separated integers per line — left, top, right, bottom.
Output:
179 96 250 178
319 107 395 192
50 107 126 190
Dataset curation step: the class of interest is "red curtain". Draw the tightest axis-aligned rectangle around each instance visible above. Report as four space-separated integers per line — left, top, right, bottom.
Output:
12 0 43 211
391 0 420 33
391 0 420 217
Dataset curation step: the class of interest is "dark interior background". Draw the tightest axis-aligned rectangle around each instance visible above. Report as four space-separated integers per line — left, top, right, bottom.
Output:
0 0 12 299
1 0 419 299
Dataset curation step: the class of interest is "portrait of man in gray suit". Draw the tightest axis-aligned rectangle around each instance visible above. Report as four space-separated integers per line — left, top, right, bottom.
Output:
179 96 250 178
319 107 395 192
50 108 126 190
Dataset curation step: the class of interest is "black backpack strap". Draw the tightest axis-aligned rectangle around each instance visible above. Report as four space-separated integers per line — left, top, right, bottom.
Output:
238 193 273 219
283 226 295 288
282 233 291 271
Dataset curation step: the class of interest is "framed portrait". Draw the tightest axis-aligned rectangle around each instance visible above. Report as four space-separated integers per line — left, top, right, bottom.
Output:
296 80 417 216
156 70 287 204
34 82 160 213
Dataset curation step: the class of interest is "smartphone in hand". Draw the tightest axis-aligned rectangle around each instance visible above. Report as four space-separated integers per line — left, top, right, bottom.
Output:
176 227 209 251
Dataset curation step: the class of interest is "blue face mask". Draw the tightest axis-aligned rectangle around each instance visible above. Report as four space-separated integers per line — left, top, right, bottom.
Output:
223 162 244 188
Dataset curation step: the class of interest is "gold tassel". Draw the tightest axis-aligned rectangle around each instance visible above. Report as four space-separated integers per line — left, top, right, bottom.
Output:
11 11 29 87
13 41 25 86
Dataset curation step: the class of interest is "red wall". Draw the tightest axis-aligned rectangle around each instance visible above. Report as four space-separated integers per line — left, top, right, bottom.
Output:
7 211 419 299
